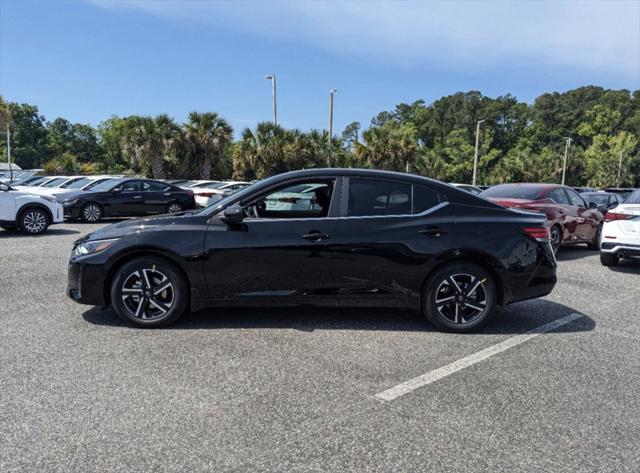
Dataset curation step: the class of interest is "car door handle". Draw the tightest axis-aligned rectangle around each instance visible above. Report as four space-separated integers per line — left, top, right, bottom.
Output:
302 231 330 241
163 192 171 196
419 227 447 237
133 195 143 199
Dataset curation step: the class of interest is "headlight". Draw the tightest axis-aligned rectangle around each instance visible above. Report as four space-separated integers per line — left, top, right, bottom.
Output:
61 197 80 205
72 238 120 257
39 195 57 203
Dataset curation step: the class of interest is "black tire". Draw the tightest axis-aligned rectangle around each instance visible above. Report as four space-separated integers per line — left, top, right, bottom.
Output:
18 207 50 235
422 262 497 333
110 256 188 328
550 225 562 254
81 202 103 223
587 223 602 251
166 201 183 214
600 252 619 267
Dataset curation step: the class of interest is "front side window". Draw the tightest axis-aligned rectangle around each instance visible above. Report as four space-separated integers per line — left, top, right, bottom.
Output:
120 181 140 192
246 179 335 219
348 178 411 216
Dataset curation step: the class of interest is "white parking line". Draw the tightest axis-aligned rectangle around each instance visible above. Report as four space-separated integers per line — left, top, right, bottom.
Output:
375 312 584 402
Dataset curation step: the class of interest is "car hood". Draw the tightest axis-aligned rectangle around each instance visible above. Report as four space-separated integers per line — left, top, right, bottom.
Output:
56 190 99 201
81 213 189 242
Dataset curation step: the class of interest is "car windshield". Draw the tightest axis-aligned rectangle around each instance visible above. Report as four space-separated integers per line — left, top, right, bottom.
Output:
481 185 542 200
583 193 609 205
194 182 225 189
624 189 640 204
90 178 126 192
84 178 111 190
41 178 69 187
62 178 92 189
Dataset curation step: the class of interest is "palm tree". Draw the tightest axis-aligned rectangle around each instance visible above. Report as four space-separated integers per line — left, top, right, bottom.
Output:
355 123 418 172
184 112 233 179
233 122 290 179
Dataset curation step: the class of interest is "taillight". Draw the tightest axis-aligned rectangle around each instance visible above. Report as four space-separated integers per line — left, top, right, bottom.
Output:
604 212 633 222
523 226 549 241
198 192 215 197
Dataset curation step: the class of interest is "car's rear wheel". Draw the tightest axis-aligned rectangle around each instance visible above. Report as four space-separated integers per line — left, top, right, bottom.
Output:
19 208 50 235
167 201 182 214
587 223 602 250
550 225 562 254
600 252 619 267
422 262 497 332
110 256 188 327
81 203 103 223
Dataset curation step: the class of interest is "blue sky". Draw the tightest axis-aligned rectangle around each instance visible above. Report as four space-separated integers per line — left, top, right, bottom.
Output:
1 0 638 136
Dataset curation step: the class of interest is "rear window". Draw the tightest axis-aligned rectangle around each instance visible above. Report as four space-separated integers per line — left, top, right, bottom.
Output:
625 190 640 204
348 178 411 216
481 185 542 200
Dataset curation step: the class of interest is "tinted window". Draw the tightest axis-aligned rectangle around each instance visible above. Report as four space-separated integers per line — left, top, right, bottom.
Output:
62 178 92 189
481 185 542 200
42 178 68 187
121 181 140 192
549 189 570 205
565 189 586 207
625 189 640 204
413 186 440 214
582 193 609 205
142 181 169 192
348 178 411 216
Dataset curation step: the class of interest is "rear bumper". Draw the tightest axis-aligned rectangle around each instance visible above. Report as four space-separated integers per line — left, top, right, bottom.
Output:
504 242 557 305
601 242 640 258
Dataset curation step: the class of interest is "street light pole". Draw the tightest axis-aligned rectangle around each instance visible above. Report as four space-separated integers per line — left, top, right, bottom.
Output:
265 75 277 126
472 119 485 186
6 125 11 182
617 149 624 187
562 137 572 185
328 88 337 167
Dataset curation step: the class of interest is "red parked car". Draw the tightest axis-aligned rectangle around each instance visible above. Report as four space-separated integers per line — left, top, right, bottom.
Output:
480 183 604 253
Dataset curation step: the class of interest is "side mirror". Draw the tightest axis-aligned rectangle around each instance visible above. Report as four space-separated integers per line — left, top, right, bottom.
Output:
588 201 598 209
222 205 245 224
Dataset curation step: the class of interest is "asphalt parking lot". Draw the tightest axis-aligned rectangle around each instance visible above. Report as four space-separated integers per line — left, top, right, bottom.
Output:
1 222 639 473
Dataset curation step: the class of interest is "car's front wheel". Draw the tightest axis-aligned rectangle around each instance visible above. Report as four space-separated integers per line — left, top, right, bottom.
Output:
110 256 188 327
422 262 497 332
81 203 103 223
19 208 50 235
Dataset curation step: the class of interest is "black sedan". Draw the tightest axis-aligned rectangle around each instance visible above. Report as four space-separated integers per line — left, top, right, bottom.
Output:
67 169 557 332
59 178 196 222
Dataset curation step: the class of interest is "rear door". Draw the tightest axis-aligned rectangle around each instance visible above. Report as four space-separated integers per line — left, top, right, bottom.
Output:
140 181 172 214
330 177 451 302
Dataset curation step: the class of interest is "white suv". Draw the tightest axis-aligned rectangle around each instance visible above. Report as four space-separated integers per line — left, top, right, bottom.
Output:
0 182 64 235
600 189 640 266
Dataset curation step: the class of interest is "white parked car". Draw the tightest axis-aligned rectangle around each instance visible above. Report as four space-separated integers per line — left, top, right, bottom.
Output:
264 182 329 212
190 181 250 207
0 182 64 235
600 189 640 266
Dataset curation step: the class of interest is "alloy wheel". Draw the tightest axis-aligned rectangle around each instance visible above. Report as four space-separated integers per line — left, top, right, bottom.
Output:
83 204 102 222
434 273 488 325
550 227 561 254
120 267 175 321
167 203 182 214
22 210 47 234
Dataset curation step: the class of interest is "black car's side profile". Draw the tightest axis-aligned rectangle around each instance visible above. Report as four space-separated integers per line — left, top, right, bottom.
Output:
67 169 557 332
59 178 196 222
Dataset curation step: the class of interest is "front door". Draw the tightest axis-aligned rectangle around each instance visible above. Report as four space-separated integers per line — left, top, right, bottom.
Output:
109 180 143 216
203 178 338 301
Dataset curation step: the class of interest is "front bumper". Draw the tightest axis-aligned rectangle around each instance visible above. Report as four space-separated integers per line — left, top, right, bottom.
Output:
67 258 107 306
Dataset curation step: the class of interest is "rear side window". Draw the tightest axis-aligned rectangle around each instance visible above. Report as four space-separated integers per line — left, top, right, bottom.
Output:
549 189 570 205
565 189 586 207
142 181 170 192
413 186 440 214
348 178 411 216
121 181 140 192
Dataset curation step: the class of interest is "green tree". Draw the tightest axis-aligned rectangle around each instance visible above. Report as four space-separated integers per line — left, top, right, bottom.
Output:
184 112 233 179
354 122 418 172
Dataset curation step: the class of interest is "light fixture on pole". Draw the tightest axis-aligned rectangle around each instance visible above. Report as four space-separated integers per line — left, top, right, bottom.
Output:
6 125 11 182
561 137 572 185
328 88 337 167
265 74 277 126
472 119 485 186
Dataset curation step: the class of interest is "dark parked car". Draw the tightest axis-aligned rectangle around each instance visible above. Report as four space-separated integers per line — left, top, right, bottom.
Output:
59 178 196 222
604 187 638 201
581 192 622 213
481 183 603 253
67 169 557 332
573 186 596 193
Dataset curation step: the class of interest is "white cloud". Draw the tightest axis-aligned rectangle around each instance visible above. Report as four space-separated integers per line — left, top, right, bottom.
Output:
91 0 640 78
